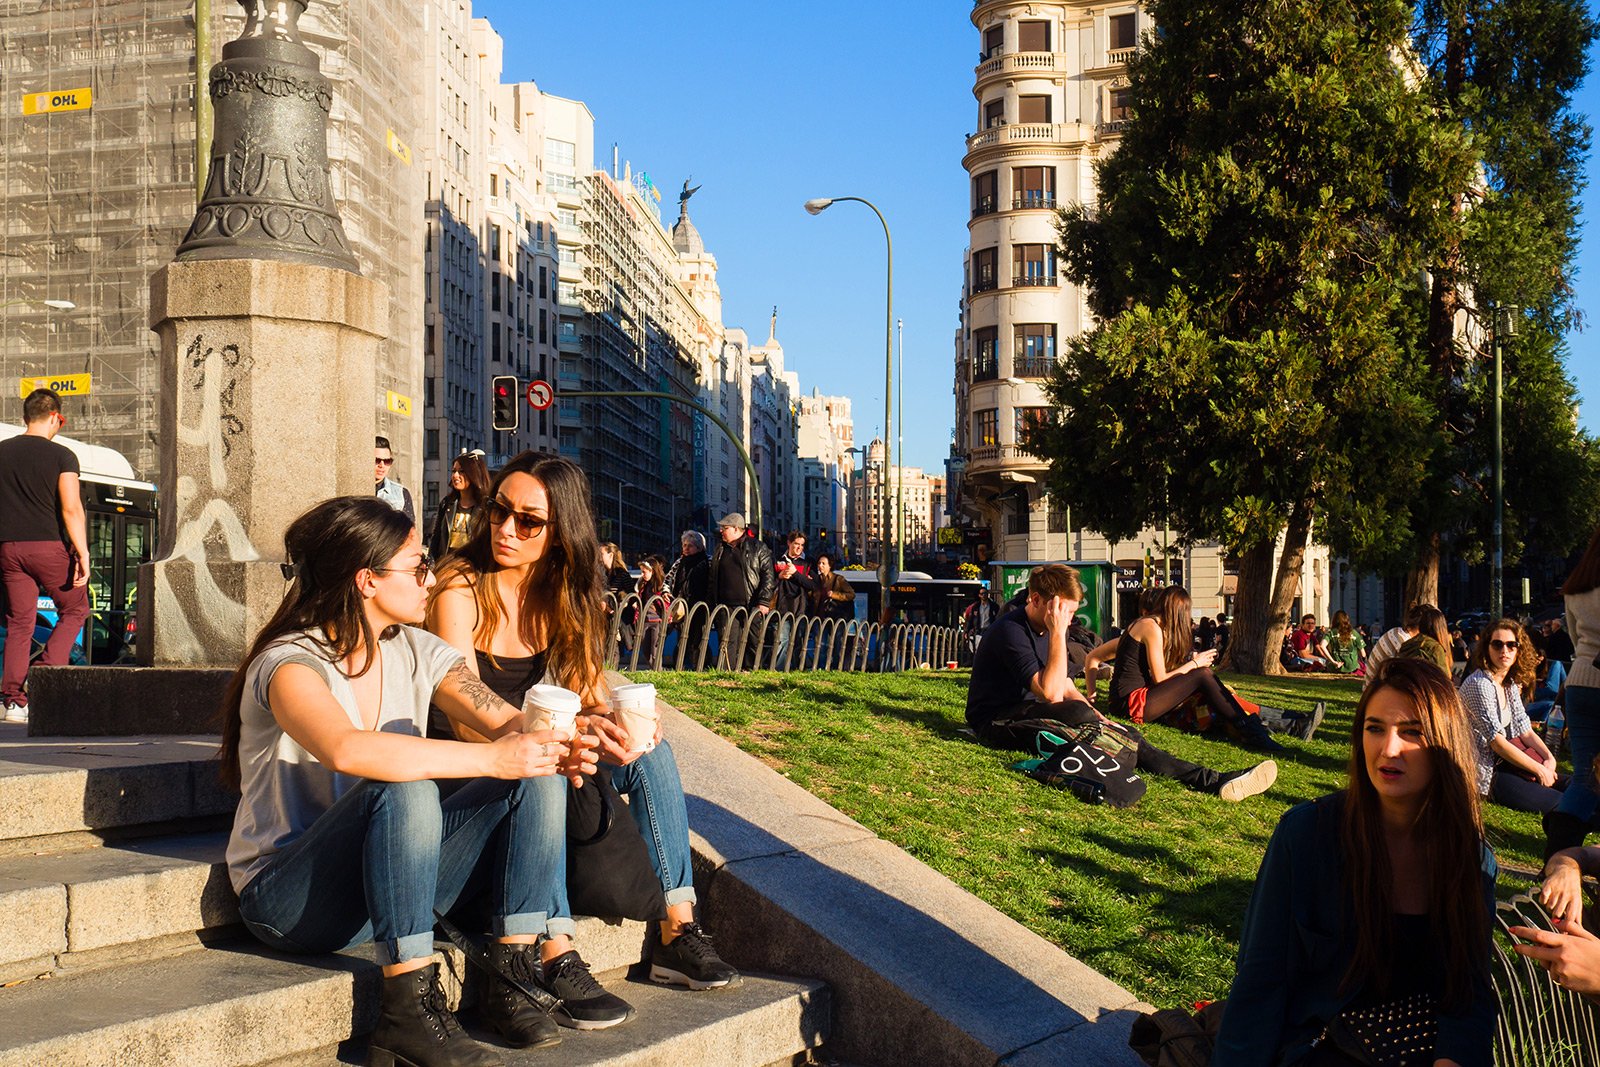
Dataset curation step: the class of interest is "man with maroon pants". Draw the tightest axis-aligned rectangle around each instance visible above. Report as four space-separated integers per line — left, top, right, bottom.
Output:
0 389 90 724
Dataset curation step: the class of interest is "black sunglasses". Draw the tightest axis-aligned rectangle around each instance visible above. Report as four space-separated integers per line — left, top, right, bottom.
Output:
1489 639 1519 652
488 498 549 540
372 559 433 586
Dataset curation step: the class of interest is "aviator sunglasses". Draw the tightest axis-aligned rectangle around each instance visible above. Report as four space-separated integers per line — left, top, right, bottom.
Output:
488 498 550 540
1489 638 1519 652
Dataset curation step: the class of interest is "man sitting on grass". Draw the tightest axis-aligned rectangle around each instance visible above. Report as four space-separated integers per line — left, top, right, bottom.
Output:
965 564 1277 802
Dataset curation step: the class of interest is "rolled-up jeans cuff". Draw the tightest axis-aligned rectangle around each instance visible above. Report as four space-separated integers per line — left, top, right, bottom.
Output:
544 916 577 939
495 911 550 939
378 932 437 967
664 886 697 908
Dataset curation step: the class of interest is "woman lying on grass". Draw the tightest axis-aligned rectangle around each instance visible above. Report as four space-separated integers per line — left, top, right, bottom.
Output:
220 496 597 1067
1215 657 1497 1067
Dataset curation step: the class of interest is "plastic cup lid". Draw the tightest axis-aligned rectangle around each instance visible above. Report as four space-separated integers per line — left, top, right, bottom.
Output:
523 684 581 715
611 682 656 701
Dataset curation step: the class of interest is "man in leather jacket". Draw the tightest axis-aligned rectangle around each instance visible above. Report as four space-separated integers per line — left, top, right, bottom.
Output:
710 513 775 668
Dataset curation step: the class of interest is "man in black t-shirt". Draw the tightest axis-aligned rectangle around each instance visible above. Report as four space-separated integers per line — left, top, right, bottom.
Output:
966 564 1276 801
0 389 91 724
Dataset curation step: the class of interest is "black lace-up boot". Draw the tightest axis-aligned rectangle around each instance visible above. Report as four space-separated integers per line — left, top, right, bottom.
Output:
367 962 502 1067
478 942 561 1049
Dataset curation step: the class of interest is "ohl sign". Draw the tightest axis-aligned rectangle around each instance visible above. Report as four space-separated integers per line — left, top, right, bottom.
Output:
22 88 93 115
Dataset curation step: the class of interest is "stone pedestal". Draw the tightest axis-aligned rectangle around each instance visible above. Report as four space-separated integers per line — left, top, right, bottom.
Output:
138 258 388 667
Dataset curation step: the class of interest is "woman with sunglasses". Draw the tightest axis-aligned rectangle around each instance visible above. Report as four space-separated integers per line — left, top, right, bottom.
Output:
427 450 490 562
427 452 741 1034
220 496 595 1066
1459 619 1569 816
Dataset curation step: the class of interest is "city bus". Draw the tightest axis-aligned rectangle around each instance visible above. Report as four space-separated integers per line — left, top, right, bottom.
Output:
0 423 156 663
838 571 989 629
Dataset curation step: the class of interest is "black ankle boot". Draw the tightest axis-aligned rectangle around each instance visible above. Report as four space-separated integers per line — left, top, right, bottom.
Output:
479 942 561 1049
367 962 502 1067
1235 712 1287 753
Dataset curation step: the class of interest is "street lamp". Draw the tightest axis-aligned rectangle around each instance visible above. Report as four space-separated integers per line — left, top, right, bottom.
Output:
806 195 895 619
0 298 75 312
616 479 638 550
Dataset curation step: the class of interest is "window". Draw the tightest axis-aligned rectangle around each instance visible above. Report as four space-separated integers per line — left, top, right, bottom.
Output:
489 224 500 260
972 171 997 218
557 208 578 228
547 138 575 166
1014 324 1057 376
490 174 498 197
1007 501 1030 536
1018 19 1050 52
491 273 501 311
1110 13 1137 51
559 247 577 265
1047 496 1072 533
983 24 1003 59
559 282 578 304
549 173 577 192
1108 87 1134 123
538 309 547 343
1015 406 1053 450
973 408 999 448
1013 166 1056 209
492 328 501 363
1012 244 1056 287
1018 94 1052 124
538 265 547 298
972 247 998 293
973 327 999 381
984 98 1005 128
425 427 439 459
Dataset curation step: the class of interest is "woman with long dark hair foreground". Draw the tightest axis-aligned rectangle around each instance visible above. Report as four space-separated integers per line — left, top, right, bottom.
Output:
220 496 596 1066
1214 658 1497 1066
428 453 740 1034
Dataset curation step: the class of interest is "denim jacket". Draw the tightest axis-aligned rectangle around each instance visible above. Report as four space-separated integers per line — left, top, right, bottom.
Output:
1213 792 1498 1067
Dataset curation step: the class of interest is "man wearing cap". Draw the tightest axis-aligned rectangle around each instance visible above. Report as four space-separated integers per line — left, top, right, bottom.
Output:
710 513 775 669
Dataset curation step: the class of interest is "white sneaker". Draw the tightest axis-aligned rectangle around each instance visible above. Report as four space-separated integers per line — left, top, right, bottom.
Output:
2 703 27 724
1218 760 1277 802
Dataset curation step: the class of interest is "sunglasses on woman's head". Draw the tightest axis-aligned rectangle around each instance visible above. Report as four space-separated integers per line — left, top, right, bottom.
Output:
487 498 549 540
1490 639 1519 652
372 559 432 586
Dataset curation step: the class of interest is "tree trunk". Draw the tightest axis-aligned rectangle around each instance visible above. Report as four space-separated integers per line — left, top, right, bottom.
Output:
1405 532 1441 610
1227 537 1280 675
1264 497 1315 673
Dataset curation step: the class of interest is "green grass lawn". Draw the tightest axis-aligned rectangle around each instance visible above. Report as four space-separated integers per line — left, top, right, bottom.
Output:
643 668 1548 1010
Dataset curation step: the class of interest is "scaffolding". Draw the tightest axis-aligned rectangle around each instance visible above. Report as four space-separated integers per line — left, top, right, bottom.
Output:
0 1 424 481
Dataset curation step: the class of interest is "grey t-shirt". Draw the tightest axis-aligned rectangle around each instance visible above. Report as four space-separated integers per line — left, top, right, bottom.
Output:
225 625 462 893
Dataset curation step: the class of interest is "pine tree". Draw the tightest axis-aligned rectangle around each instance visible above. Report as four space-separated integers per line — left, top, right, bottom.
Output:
1039 0 1472 672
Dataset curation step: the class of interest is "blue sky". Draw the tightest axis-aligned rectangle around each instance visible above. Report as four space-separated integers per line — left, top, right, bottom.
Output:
477 2 1600 474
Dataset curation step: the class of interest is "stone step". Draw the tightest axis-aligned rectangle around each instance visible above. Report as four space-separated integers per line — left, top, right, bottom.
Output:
0 943 828 1067
0 830 654 985
0 732 231 851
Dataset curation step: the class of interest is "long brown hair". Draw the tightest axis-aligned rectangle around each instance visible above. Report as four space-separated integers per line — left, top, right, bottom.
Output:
217 497 413 791
449 452 490 508
637 555 666 601
1467 617 1536 691
1412 604 1449 648
1154 586 1194 672
1562 523 1600 596
1340 657 1487 1009
433 452 605 694
1332 609 1353 641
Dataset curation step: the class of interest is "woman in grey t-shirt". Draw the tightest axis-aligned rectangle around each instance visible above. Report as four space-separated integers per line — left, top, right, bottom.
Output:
219 496 597 1065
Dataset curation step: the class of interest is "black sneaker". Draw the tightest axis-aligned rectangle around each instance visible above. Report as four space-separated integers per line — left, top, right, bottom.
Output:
1292 701 1326 742
542 950 635 1030
650 923 743 990
1217 760 1278 802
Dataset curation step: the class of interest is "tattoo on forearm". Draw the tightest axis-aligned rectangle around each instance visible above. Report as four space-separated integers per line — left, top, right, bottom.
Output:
445 661 501 719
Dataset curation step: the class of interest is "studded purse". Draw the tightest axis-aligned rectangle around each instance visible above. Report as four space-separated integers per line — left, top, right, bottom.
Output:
1306 992 1437 1067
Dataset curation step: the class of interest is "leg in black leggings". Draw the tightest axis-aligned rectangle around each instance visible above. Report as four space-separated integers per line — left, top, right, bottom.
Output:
978 700 1224 793
1142 669 1283 751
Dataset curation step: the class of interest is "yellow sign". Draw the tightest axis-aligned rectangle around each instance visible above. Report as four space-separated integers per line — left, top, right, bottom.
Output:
20 373 91 398
385 390 413 417
22 88 92 115
385 129 413 166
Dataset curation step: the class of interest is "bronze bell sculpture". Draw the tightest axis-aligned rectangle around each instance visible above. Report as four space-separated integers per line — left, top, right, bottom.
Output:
177 0 360 272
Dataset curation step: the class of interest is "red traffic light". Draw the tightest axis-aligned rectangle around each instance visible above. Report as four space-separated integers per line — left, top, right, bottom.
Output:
491 375 519 431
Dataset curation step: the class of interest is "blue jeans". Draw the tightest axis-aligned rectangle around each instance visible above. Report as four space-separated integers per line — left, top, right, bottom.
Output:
610 740 696 908
1556 685 1600 824
238 775 571 966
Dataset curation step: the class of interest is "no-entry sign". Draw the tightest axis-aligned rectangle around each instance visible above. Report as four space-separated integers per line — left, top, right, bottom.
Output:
527 379 553 410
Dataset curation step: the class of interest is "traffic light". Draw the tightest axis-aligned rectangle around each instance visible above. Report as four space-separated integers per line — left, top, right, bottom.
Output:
491 375 519 431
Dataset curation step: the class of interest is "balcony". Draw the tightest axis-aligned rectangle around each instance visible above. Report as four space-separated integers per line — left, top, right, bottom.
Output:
1014 355 1057 378
1012 193 1057 211
1011 274 1058 288
972 275 999 294
971 195 998 219
1108 47 1137 65
974 51 1063 81
965 443 1042 472
966 123 1091 154
973 355 999 382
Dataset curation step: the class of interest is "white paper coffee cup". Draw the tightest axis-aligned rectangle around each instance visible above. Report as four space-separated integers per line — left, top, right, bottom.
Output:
609 682 659 752
523 684 581 739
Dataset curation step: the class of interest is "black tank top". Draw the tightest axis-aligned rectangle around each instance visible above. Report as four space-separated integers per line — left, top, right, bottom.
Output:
1110 626 1155 715
426 647 549 739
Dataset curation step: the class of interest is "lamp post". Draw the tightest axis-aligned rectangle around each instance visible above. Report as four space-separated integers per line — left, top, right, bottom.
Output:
805 195 895 618
616 478 638 549
896 316 905 575
1492 304 1517 620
